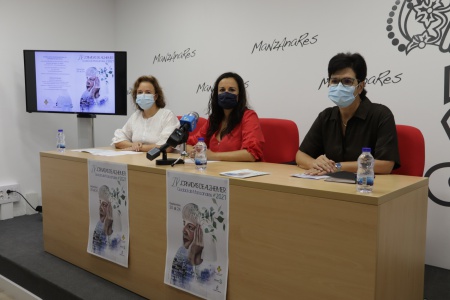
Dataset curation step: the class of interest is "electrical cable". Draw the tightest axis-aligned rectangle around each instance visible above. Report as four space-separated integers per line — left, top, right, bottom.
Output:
6 190 42 213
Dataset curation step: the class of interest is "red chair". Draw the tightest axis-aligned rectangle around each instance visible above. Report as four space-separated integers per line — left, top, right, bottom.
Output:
177 116 207 136
193 117 207 136
259 118 299 164
391 125 425 176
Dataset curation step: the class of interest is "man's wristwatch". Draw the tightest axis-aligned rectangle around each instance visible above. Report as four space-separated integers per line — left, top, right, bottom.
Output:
335 162 342 172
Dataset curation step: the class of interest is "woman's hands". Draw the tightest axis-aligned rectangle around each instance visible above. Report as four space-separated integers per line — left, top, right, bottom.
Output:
130 142 143 152
119 142 143 152
117 142 173 153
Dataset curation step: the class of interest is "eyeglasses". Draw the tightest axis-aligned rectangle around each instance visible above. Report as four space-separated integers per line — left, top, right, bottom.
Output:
328 77 359 87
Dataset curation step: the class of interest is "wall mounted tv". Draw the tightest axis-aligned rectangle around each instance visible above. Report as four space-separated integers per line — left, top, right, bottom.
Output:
24 50 127 115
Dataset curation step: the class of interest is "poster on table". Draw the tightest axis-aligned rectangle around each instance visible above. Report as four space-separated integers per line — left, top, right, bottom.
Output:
87 159 129 268
164 170 229 300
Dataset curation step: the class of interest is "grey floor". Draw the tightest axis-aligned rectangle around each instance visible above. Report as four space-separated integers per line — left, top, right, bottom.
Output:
0 214 449 300
0 214 146 300
424 264 450 300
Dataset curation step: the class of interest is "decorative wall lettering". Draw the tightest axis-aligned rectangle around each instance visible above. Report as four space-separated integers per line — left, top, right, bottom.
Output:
423 66 450 206
251 33 318 54
442 109 450 140
318 70 403 89
365 71 403 85
444 66 450 104
153 48 196 64
196 81 250 94
196 82 213 94
386 0 450 55
424 162 450 206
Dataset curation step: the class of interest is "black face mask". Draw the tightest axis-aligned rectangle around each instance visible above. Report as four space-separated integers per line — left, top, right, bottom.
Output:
218 92 238 109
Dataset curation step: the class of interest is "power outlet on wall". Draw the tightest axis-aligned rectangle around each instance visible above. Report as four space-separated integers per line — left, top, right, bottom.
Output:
0 183 20 205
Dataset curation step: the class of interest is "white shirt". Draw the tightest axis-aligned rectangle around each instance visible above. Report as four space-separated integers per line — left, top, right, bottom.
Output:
111 108 180 146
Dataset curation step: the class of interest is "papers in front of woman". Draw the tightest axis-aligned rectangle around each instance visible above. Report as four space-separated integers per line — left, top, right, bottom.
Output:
220 169 269 179
291 173 329 180
72 148 141 156
292 171 356 184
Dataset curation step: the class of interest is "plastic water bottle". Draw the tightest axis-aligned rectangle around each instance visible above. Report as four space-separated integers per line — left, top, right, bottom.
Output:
356 147 374 193
194 137 207 170
56 129 66 152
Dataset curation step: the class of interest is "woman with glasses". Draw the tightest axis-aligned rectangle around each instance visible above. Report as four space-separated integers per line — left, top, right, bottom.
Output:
186 72 265 161
296 52 400 175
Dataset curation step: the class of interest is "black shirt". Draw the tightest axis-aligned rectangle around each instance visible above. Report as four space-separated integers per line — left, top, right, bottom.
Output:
299 98 400 169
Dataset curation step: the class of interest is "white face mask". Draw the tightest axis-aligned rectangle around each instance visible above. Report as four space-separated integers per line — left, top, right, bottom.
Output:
328 83 357 108
136 93 155 110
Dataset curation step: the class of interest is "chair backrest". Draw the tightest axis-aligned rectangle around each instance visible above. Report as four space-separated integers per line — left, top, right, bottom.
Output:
177 116 208 136
259 118 299 164
391 124 425 176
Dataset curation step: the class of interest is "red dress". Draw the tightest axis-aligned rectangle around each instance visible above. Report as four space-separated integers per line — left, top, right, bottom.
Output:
187 110 265 161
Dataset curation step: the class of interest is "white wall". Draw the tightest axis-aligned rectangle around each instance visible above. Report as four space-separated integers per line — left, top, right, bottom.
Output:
0 0 123 204
1 0 450 269
115 0 450 268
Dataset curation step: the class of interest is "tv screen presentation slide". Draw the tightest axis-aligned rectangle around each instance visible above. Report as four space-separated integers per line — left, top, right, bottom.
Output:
34 51 116 114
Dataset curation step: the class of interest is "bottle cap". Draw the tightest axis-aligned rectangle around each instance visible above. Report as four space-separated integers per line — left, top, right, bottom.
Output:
198 137 204 141
362 147 371 152
58 129 63 132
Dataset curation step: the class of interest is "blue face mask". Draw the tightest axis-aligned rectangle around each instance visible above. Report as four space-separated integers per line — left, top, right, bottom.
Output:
218 92 238 109
136 93 155 110
328 83 357 108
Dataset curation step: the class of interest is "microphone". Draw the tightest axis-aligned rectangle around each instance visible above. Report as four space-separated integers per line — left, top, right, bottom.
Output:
146 112 199 164
179 111 199 132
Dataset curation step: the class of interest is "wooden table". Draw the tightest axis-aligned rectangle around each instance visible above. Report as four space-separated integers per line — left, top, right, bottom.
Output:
40 150 428 300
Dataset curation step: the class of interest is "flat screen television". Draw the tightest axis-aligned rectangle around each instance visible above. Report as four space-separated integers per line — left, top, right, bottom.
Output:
24 50 127 115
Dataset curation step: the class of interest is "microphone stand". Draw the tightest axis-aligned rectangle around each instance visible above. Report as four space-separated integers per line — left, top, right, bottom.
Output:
171 143 188 167
147 115 197 165
156 147 185 166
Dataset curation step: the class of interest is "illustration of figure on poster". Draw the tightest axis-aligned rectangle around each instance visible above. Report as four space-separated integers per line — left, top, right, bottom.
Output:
170 200 226 296
92 184 124 256
80 65 111 112
87 160 129 267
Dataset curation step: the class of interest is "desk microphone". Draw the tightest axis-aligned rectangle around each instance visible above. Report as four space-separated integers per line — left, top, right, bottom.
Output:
146 111 199 164
179 111 199 132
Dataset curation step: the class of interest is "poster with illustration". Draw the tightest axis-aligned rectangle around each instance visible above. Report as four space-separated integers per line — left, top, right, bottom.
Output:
164 170 229 300
87 160 129 268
